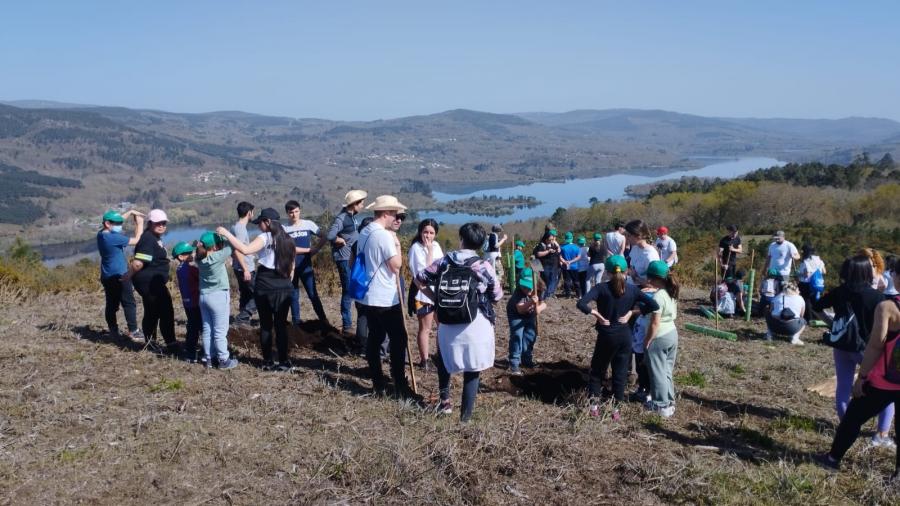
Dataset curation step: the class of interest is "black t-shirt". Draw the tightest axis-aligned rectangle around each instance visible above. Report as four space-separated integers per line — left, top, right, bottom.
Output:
533 242 560 272
506 289 535 320
719 235 741 265
488 233 499 252
133 230 171 281
588 243 606 265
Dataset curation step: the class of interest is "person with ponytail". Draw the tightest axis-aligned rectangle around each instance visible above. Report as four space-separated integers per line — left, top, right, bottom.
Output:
642 260 680 418
218 207 296 371
577 255 659 419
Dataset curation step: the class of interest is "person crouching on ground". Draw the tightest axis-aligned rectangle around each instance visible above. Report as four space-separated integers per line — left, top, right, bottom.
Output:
577 255 659 420
642 260 680 418
218 208 296 371
765 280 807 345
172 241 202 363
818 268 900 475
196 231 239 370
415 222 504 422
507 267 546 376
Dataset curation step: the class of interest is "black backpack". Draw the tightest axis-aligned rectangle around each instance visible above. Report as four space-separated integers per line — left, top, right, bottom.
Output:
435 257 482 325
822 300 865 352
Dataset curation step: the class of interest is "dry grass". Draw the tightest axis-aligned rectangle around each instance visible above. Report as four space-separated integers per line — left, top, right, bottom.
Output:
1 283 899 505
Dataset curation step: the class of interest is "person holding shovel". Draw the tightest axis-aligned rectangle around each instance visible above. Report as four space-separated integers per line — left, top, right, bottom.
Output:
507 267 546 375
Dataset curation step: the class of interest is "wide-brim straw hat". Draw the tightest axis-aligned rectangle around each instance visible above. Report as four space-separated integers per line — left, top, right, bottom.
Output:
344 189 368 206
365 195 408 212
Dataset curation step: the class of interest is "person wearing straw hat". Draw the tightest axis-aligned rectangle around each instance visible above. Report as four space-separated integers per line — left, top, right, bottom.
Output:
327 189 368 336
123 208 179 354
97 209 145 342
506 267 546 376
357 195 415 398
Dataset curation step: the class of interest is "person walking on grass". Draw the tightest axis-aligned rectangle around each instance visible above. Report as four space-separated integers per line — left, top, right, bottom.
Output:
97 209 144 343
817 268 900 475
123 209 179 354
534 229 561 300
718 224 742 278
766 230 800 281
408 218 444 371
587 232 606 291
283 200 330 330
560 232 582 298
654 226 678 268
415 222 503 422
577 255 659 419
172 242 202 363
507 267 546 376
624 220 660 286
642 260 680 418
218 208 296 371
764 280 807 345
195 232 239 370
814 255 896 449
356 196 415 398
327 189 367 336
232 202 257 325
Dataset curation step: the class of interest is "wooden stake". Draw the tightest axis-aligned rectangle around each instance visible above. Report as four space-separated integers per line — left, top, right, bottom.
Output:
532 268 541 338
396 275 418 395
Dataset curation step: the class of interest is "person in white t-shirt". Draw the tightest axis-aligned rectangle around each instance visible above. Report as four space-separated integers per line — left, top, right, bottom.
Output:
797 243 827 309
604 222 627 258
654 226 678 268
408 218 444 370
766 230 800 279
624 220 660 286
765 281 807 345
356 195 415 398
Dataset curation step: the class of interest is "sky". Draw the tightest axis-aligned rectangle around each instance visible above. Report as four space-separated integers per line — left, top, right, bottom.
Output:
2 1 899 121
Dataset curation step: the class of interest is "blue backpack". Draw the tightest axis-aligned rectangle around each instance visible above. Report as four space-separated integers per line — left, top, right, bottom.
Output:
347 230 382 300
810 269 825 292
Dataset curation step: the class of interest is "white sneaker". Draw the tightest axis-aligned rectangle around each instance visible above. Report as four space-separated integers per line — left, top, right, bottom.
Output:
871 434 897 449
659 405 676 418
790 338 805 346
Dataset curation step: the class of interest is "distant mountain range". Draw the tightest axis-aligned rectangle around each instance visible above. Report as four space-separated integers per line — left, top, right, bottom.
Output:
0 99 897 236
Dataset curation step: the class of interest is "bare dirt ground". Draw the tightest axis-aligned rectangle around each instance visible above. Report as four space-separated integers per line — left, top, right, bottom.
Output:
1 284 898 505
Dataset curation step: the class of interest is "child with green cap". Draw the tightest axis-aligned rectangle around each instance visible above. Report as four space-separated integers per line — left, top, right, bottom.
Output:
642 260 680 418
587 232 606 291
507 267 546 375
577 255 659 419
577 235 589 297
560 231 583 298
513 239 526 281
173 241 202 363
195 231 239 370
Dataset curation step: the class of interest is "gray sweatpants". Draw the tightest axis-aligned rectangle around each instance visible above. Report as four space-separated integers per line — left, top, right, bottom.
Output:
646 328 678 409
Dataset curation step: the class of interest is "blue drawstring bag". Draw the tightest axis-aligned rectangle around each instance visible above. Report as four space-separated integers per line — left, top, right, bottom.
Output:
348 231 379 300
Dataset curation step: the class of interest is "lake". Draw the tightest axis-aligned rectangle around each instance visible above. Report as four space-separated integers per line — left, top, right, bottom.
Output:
421 156 783 224
40 156 781 265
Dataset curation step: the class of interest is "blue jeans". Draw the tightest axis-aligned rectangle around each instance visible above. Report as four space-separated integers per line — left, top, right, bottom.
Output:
541 269 560 300
508 314 537 368
833 348 894 433
201 290 231 363
290 268 328 325
335 260 353 330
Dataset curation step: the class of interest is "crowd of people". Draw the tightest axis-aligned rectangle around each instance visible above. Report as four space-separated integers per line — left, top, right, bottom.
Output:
95 194 900 479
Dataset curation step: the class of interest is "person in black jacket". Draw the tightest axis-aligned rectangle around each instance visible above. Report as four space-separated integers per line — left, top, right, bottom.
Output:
814 255 896 447
577 255 659 419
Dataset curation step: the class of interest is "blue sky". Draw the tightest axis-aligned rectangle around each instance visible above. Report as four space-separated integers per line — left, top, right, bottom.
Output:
2 1 898 121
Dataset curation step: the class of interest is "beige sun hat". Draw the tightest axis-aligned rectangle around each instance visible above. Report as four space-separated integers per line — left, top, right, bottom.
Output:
365 195 408 212
344 189 368 206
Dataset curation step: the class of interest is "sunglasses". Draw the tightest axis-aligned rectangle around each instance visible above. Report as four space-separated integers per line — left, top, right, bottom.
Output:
395 213 407 221
153 221 168 227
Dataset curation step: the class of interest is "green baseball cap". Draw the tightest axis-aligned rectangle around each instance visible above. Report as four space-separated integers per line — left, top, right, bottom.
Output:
548 229 558 236
172 241 195 257
518 267 534 291
102 210 124 224
647 260 669 279
593 232 602 240
605 255 627 274
515 239 525 248
199 231 223 248
767 268 780 277
577 235 586 246
564 231 574 243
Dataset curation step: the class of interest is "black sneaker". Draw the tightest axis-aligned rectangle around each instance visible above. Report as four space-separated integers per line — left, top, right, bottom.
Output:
261 361 278 371
276 361 295 372
813 453 840 472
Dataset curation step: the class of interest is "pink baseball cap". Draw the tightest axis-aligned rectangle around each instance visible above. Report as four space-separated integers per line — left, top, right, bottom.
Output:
147 209 168 223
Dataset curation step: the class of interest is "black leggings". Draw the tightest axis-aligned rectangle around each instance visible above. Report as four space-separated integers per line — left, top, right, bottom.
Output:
256 288 292 363
435 348 480 422
635 352 650 393
133 274 175 345
101 276 137 334
829 384 900 473
589 331 632 401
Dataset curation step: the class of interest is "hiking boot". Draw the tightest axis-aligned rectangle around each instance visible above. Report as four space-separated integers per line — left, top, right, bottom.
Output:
509 366 524 376
436 399 452 416
871 434 897 450
218 357 239 370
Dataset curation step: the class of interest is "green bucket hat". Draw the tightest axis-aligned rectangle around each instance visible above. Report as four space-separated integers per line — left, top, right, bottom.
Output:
605 255 628 274
199 231 223 249
593 232 602 240
564 231 574 243
518 267 534 291
102 210 124 224
515 239 525 248
577 235 586 246
647 260 669 280
171 241 195 257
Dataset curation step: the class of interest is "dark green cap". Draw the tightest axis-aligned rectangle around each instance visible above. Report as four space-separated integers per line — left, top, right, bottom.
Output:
102 210 124 224
577 235 586 246
518 267 534 291
605 255 627 274
515 239 525 248
199 231 222 248
172 241 195 257
593 232 602 240
564 231 574 243
647 260 669 279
